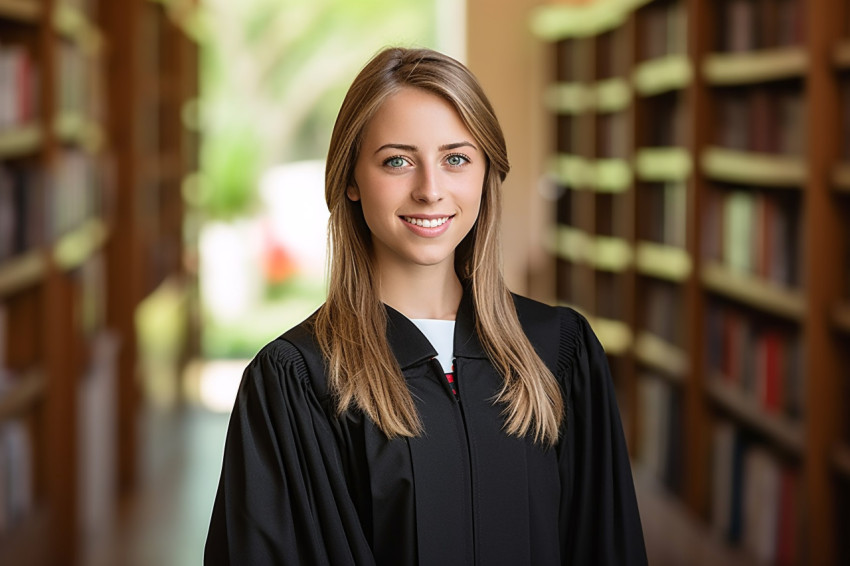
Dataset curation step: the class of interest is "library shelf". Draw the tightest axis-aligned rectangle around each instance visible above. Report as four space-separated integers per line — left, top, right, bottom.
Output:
705 378 804 456
832 443 850 479
0 0 39 22
831 300 850 333
53 218 109 272
702 47 808 86
633 53 692 97
701 146 807 188
633 466 757 566
633 331 688 380
0 507 50 566
588 235 632 272
544 82 591 115
529 1 627 42
592 315 632 356
701 261 806 320
54 113 105 153
831 162 850 192
0 250 46 298
593 158 631 192
593 77 631 113
553 153 592 188
556 224 590 264
635 147 691 182
0 124 44 159
0 368 46 422
832 39 850 70
53 1 104 54
635 241 691 282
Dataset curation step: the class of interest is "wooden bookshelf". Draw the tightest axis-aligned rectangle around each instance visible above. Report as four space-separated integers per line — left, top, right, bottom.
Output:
832 162 850 192
633 53 692 96
0 0 40 22
635 241 691 282
833 443 850 479
634 147 691 182
832 301 850 333
544 82 591 114
0 251 46 297
0 368 46 421
701 261 805 320
593 77 631 112
533 0 847 563
703 47 808 85
0 0 199 563
701 146 807 187
706 378 805 457
633 331 688 380
832 39 850 70
0 124 44 159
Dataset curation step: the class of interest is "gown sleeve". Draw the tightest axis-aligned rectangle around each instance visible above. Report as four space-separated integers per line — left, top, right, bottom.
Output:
204 340 376 566
556 308 648 565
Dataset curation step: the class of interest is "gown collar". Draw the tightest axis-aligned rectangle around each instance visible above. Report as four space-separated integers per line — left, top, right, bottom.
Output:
383 286 488 371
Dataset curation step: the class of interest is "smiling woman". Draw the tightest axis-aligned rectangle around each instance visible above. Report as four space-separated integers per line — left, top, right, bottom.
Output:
348 87 485 290
205 47 648 566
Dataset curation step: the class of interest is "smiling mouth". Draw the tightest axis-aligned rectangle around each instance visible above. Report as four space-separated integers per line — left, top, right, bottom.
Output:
402 216 452 228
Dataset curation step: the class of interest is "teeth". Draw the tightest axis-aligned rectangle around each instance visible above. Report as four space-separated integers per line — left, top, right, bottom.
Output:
404 216 450 228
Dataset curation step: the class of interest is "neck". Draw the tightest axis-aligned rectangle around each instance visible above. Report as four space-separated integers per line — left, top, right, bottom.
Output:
376 261 463 320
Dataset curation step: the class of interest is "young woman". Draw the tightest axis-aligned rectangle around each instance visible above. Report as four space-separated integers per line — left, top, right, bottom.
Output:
205 47 647 565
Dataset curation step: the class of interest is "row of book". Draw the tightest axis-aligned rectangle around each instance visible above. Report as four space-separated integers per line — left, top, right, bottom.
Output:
0 165 44 262
555 38 584 83
705 302 804 418
637 373 685 494
0 152 107 262
595 27 628 80
595 193 630 237
0 44 39 131
638 0 687 61
716 86 805 156
641 91 687 147
596 112 629 158
556 115 577 155
46 150 107 241
0 418 34 536
77 330 118 541
702 187 800 288
636 181 687 248
718 0 805 52
642 279 685 347
75 252 107 339
711 419 800 565
595 270 627 321
56 41 105 122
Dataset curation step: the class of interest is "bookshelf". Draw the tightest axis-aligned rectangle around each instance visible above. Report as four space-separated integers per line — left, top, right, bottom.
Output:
532 0 847 564
0 0 198 563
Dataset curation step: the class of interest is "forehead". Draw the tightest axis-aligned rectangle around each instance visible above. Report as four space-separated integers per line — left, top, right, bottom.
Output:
360 87 473 146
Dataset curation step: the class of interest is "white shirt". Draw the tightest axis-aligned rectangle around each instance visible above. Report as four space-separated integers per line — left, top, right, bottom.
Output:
410 319 455 374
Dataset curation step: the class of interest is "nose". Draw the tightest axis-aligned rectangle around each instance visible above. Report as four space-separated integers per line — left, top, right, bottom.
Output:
411 164 443 203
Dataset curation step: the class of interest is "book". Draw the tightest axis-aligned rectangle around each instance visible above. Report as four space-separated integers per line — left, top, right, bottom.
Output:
742 446 781 562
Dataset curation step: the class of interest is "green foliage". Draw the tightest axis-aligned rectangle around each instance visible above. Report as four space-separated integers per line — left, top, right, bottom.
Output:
196 0 437 219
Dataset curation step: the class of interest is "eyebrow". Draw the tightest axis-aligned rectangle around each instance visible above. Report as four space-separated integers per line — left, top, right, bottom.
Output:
373 141 478 154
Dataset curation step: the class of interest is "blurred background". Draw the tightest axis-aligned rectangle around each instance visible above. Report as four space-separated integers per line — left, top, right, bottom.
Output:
0 0 848 564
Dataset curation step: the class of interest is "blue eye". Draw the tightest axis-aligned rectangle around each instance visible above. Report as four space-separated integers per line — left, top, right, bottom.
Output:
446 154 470 167
385 156 408 168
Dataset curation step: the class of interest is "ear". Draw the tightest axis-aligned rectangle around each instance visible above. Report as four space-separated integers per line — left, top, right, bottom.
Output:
346 184 361 201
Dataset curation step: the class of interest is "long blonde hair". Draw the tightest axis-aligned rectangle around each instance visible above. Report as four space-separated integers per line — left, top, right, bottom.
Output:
315 47 564 445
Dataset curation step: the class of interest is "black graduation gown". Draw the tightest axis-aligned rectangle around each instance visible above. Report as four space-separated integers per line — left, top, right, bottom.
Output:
204 292 647 565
